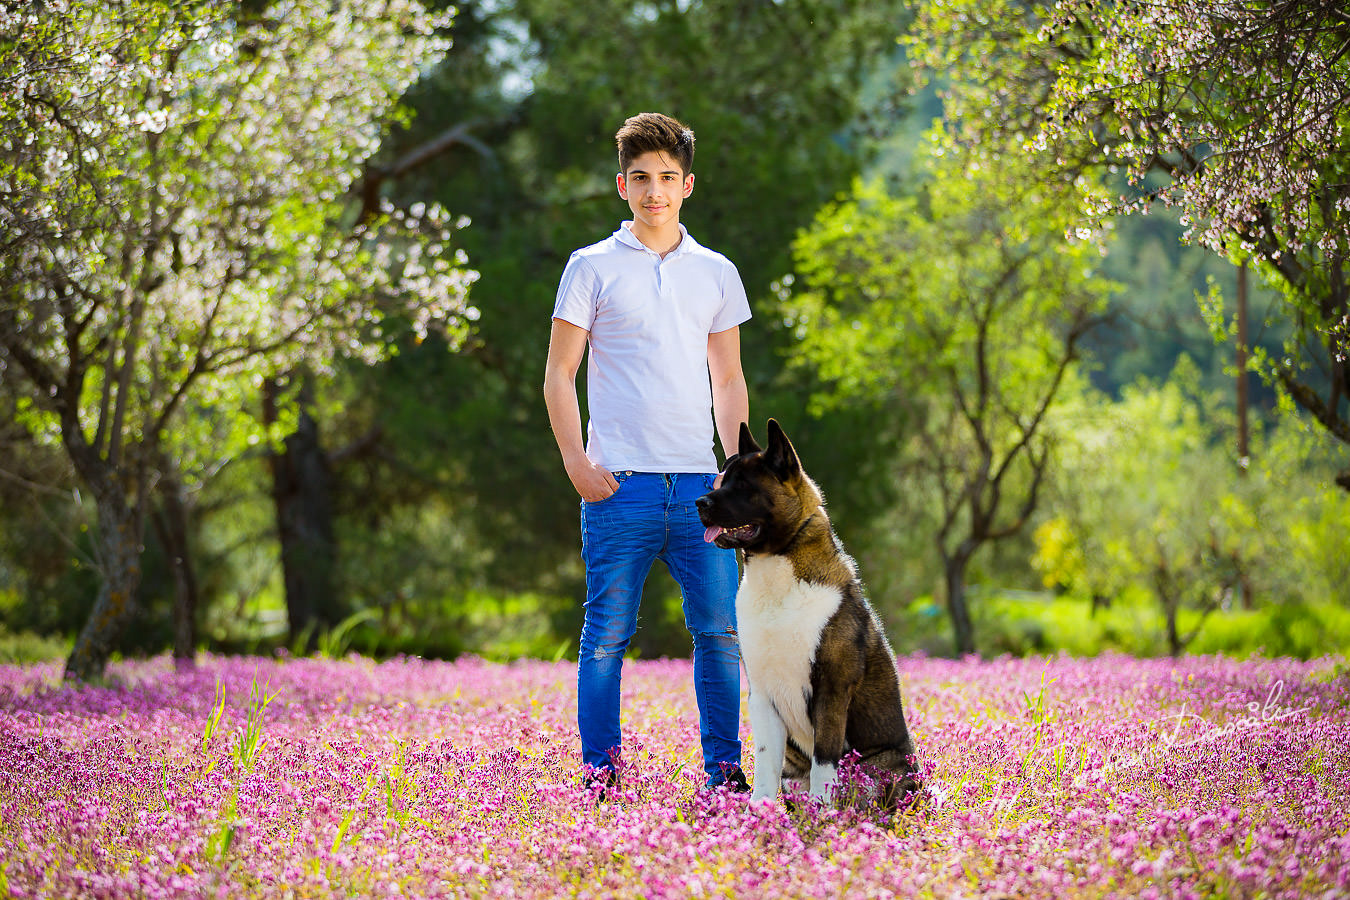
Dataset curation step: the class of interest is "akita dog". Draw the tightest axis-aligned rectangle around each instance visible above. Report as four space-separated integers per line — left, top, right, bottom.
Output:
696 419 919 806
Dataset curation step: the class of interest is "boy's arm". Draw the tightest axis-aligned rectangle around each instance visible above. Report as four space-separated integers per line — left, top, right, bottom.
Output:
543 317 620 502
708 325 749 474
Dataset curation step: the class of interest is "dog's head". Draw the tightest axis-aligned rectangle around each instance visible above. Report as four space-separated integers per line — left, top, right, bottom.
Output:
696 418 822 554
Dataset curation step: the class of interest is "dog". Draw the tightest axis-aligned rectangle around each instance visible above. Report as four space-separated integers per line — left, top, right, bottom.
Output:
696 419 919 806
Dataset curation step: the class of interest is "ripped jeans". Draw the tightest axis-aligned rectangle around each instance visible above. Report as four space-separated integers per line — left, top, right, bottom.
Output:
578 471 742 779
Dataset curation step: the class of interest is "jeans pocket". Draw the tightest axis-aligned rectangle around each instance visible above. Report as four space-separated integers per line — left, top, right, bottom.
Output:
586 470 630 506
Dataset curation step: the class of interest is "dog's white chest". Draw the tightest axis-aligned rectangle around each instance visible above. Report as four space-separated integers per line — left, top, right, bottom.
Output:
736 555 841 747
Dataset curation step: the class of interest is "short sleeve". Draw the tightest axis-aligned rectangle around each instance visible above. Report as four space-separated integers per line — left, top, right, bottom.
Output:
710 260 751 333
552 252 599 331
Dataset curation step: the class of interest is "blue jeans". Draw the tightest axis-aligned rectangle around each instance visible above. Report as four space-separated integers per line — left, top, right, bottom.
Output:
578 471 742 779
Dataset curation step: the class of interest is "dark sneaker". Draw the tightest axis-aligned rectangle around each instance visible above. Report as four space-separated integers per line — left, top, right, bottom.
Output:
583 767 618 803
705 764 750 793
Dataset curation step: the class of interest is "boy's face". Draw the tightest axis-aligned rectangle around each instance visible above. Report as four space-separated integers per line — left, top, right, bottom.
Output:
617 150 694 233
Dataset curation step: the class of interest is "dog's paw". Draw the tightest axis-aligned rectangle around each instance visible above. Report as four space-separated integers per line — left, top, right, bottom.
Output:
808 761 838 799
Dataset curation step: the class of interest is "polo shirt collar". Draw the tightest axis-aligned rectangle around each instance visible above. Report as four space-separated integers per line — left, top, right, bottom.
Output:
615 221 697 258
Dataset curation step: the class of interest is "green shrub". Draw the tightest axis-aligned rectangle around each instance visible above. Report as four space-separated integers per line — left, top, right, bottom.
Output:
338 591 570 662
1186 603 1350 659
0 627 71 664
970 590 1166 658
893 587 1350 660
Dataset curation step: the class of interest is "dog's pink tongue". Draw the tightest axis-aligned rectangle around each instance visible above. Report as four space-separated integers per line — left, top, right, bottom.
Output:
703 525 723 544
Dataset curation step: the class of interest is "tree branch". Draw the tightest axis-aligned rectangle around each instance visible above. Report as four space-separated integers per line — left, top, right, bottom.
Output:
357 120 494 224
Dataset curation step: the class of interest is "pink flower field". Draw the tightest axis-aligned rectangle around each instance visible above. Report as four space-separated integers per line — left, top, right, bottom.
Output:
2 652 1347 899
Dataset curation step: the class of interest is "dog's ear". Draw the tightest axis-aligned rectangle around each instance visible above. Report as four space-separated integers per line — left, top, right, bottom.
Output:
737 421 761 456
765 418 801 479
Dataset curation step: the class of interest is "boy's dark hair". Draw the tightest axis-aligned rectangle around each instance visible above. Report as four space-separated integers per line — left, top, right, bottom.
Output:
616 112 695 176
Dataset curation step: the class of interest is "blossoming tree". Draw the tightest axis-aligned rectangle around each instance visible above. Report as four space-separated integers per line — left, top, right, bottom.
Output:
908 0 1350 487
0 0 477 680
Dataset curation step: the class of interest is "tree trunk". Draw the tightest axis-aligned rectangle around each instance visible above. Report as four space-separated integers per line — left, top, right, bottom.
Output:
1158 578 1184 658
65 497 144 681
152 472 198 671
1235 262 1255 610
263 377 340 649
943 553 977 656
1236 260 1250 469
1164 604 1182 658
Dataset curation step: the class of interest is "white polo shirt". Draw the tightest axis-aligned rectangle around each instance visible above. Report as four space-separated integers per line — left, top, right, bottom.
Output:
553 222 751 473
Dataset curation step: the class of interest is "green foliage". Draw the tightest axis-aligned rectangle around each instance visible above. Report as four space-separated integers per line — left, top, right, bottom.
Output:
201 680 227 755
313 608 379 660
782 126 1118 651
232 676 277 774
1035 362 1350 653
1034 362 1248 653
904 0 1350 480
381 740 420 832
207 792 239 864
0 626 71 664
342 0 915 604
326 591 573 663
1239 403 1350 599
4 0 1347 666
786 127 1116 438
1187 603 1350 660
4 0 476 410
189 450 282 620
1087 209 1288 400
911 592 1350 660
2 0 479 679
0 491 97 639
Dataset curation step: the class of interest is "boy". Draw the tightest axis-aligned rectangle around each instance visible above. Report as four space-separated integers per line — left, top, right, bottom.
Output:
543 112 751 795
